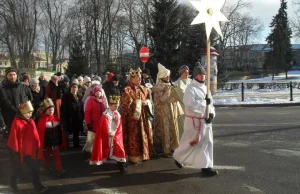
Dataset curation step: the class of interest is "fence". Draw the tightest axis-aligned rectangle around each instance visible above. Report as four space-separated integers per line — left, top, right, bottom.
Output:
219 81 300 102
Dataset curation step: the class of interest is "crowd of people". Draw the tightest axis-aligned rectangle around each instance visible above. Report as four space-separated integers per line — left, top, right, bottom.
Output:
0 63 217 193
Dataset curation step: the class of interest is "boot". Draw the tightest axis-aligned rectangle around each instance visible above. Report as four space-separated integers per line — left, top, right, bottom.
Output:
57 169 66 177
174 160 183 169
10 178 19 192
34 184 48 193
201 168 218 176
117 162 128 175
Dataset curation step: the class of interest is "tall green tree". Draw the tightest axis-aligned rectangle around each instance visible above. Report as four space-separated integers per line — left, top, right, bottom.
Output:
265 0 292 80
67 35 88 76
148 0 181 74
178 5 206 69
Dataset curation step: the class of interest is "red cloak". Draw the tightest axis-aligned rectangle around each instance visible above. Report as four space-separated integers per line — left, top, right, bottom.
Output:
37 113 66 160
7 117 41 163
90 110 126 165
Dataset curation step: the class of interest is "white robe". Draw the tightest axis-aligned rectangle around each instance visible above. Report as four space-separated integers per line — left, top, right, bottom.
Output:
173 79 215 169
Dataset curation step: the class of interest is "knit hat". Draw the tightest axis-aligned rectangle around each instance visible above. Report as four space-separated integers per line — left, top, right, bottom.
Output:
107 73 114 81
157 63 170 83
78 76 83 81
72 79 79 85
193 65 206 78
112 75 119 81
29 78 39 85
5 67 17 76
178 65 189 76
92 86 101 95
84 76 91 84
62 75 69 82
93 76 102 83
142 69 151 76
91 80 101 86
55 72 62 76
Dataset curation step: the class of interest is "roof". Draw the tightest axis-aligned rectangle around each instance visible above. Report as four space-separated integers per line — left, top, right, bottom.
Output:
250 44 300 51
0 54 9 60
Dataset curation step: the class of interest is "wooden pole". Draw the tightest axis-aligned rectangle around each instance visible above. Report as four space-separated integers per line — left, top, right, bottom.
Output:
205 39 211 119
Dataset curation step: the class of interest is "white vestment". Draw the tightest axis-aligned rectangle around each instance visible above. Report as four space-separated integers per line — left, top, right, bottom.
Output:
173 79 215 169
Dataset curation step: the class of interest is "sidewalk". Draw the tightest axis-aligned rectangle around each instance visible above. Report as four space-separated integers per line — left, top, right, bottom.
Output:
213 89 300 107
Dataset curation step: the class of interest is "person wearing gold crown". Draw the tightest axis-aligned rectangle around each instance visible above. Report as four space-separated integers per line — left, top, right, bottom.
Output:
90 91 128 174
120 68 155 164
7 101 48 193
152 63 183 157
37 98 66 177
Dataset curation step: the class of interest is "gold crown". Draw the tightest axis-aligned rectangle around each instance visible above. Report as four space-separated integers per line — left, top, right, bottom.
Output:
43 98 55 110
18 101 34 114
109 95 121 104
129 68 142 77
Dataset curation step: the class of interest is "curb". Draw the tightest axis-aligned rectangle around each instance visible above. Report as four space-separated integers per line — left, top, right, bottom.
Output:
215 103 300 108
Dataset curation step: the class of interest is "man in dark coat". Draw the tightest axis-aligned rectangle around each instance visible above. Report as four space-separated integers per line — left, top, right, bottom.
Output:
61 83 84 148
38 72 48 99
0 67 33 139
141 68 155 87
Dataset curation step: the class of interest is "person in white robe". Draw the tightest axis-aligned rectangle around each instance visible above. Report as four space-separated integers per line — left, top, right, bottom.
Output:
174 65 192 138
173 65 218 176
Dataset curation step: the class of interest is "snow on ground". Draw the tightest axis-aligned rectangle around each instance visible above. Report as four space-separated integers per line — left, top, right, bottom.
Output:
213 70 300 105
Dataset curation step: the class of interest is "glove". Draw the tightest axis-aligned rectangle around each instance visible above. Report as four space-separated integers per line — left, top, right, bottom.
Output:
205 95 211 105
209 113 214 120
87 124 93 131
205 117 212 124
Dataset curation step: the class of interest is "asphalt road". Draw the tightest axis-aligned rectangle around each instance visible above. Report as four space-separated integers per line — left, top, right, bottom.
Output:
0 106 300 194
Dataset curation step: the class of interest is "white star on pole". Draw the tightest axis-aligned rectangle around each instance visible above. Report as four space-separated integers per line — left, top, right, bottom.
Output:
190 0 228 39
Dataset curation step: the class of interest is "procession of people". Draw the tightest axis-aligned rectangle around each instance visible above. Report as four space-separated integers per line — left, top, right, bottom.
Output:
0 63 217 193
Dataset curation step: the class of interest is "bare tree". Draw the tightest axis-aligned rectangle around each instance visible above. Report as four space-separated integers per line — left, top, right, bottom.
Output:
0 0 40 68
290 0 300 39
39 0 69 71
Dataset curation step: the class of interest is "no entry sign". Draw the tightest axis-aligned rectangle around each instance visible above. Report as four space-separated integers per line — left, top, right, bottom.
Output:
139 47 150 63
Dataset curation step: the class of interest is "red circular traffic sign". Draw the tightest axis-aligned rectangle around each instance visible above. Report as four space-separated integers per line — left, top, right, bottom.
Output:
139 47 150 63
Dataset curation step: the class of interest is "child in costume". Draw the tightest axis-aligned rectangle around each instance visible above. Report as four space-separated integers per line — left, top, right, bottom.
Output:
37 98 66 177
7 101 48 193
90 93 128 175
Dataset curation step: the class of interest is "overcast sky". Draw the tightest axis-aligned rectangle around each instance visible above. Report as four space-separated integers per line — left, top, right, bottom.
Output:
179 0 298 44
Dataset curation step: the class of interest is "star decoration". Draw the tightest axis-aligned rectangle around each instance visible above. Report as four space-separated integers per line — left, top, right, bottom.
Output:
190 0 228 39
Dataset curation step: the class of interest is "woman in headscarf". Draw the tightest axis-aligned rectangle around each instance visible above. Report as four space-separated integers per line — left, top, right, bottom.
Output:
174 65 192 138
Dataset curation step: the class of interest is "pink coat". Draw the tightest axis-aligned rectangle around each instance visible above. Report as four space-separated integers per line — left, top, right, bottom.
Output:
84 96 106 132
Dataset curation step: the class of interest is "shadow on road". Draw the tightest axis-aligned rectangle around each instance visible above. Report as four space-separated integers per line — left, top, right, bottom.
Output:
215 126 299 138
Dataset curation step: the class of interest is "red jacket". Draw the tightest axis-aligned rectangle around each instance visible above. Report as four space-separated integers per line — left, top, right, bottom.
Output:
84 96 106 132
7 117 41 163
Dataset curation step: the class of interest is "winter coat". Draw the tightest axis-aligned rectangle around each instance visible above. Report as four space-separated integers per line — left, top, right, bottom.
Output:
105 82 121 97
31 90 43 118
84 96 106 132
0 78 33 129
61 92 84 133
38 78 48 99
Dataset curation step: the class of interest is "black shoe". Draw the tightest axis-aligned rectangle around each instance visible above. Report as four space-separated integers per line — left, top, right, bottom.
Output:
34 184 48 193
201 168 218 176
118 162 128 175
174 160 183 169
